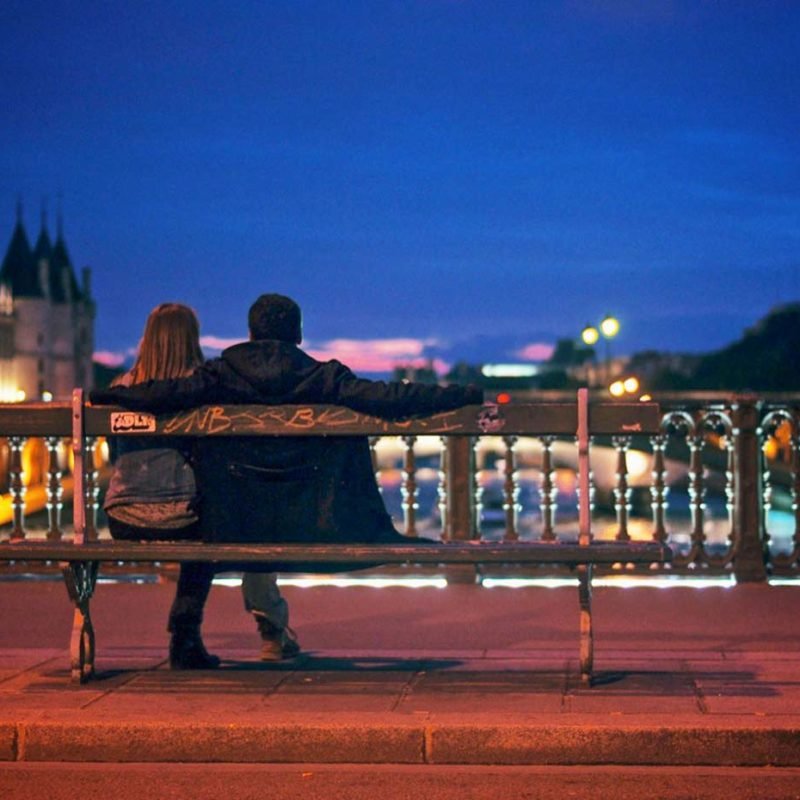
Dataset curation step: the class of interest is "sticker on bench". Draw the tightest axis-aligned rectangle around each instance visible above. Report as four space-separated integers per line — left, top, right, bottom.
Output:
110 412 157 433
478 404 505 433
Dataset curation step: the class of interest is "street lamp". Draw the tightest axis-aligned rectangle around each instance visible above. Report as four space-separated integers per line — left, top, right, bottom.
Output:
581 314 619 385
610 375 641 400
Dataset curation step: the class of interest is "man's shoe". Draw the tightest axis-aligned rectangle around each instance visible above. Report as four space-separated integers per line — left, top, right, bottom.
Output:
259 624 301 662
169 631 221 670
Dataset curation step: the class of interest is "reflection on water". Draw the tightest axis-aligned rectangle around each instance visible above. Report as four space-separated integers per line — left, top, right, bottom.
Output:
378 472 797 557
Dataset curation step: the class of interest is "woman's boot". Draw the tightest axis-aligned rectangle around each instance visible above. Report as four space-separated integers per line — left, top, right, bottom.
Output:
169 625 221 670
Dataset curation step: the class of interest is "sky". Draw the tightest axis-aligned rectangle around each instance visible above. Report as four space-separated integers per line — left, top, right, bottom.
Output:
1 1 799 375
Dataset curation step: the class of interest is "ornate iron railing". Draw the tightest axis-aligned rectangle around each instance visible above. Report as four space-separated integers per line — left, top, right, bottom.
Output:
0 393 798 580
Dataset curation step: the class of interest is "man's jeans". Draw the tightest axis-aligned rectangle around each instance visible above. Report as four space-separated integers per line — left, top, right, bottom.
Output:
241 572 289 630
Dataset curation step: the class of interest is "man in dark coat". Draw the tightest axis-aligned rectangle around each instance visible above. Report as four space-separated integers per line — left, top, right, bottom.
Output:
92 294 483 547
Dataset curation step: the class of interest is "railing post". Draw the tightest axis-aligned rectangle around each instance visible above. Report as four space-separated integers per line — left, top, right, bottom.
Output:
444 436 477 542
443 435 478 582
577 388 591 546
731 394 768 582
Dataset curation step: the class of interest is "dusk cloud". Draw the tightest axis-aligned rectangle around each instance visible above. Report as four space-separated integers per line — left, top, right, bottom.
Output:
95 335 448 377
305 338 446 374
93 350 127 368
516 342 555 362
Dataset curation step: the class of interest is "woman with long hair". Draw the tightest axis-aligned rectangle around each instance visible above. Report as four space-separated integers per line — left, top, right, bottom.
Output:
104 303 299 668
104 303 218 669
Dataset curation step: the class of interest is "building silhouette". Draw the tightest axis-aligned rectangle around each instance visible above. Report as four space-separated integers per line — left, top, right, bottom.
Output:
0 201 95 401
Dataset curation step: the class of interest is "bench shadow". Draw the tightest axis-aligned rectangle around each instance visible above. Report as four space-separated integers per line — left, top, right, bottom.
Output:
30 664 780 699
585 669 779 697
219 654 463 672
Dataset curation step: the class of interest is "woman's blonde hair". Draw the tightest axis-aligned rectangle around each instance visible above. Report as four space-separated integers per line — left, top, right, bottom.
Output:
120 303 204 386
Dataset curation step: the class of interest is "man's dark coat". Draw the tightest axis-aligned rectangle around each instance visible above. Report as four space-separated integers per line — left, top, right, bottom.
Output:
92 340 482 546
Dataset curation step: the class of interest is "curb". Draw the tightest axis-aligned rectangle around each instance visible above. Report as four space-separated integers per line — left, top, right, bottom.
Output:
4 722 800 766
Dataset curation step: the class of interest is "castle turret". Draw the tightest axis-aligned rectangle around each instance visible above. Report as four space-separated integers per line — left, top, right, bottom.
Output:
0 200 96 400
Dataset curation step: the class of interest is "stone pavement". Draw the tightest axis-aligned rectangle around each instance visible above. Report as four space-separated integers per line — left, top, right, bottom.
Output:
0 575 799 765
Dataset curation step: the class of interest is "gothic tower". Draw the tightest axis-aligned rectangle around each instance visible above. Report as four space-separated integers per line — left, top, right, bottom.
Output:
0 201 95 401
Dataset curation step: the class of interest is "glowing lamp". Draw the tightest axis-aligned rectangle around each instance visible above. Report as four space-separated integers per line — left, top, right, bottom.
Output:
623 377 639 394
600 315 620 338
581 325 599 346
609 380 625 398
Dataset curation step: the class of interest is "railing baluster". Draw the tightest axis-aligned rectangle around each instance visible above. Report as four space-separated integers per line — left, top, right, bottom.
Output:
723 430 736 553
661 410 696 567
687 429 707 563
437 437 448 537
8 436 27 543
539 436 556 541
760 406 797 573
368 436 382 496
789 420 800 567
45 436 64 541
502 435 520 541
612 435 632 542
473 438 484 540
84 436 100 542
650 433 668 544
697 409 735 569
401 435 418 538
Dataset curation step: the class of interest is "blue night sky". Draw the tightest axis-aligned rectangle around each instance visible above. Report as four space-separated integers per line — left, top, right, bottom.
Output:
2 1 799 374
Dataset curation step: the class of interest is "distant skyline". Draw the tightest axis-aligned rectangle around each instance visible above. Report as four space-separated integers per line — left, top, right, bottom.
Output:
2 1 798 375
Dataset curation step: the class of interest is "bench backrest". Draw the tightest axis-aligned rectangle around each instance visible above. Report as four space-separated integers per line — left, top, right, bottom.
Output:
0 388 661 545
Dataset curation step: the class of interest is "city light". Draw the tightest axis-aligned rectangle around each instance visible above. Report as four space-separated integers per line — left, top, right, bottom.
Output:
610 376 642 399
582 314 619 385
481 364 539 378
600 314 620 338
623 376 639 393
581 324 600 346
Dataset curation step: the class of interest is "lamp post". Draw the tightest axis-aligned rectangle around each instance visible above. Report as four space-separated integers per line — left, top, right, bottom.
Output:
581 314 619 387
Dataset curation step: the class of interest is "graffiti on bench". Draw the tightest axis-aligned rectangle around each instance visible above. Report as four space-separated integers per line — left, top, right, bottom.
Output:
159 404 470 436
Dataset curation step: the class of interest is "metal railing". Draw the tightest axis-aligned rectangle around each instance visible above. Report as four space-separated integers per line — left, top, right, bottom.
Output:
0 392 798 581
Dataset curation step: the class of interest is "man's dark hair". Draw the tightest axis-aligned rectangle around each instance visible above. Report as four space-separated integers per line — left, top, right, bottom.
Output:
248 294 302 343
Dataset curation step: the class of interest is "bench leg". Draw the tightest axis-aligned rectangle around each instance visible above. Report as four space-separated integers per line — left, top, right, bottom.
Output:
577 563 593 685
60 561 99 684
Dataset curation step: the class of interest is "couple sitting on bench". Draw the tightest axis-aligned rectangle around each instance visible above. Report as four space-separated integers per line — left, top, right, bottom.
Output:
91 294 482 670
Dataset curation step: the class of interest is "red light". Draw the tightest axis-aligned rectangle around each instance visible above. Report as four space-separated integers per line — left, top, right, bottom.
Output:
496 392 511 405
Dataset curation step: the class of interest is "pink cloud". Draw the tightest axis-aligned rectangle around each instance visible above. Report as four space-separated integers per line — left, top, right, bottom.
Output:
516 342 555 362
167 333 447 375
93 350 127 368
306 338 446 374
200 334 245 351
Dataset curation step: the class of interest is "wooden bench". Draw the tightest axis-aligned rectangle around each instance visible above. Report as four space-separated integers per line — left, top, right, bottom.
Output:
0 388 671 685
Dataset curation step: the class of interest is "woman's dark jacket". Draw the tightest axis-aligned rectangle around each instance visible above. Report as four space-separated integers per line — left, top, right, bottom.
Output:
91 340 482 546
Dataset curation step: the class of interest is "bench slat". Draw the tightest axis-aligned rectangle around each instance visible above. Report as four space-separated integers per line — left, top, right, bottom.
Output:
0 540 671 565
0 403 72 436
83 402 662 438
